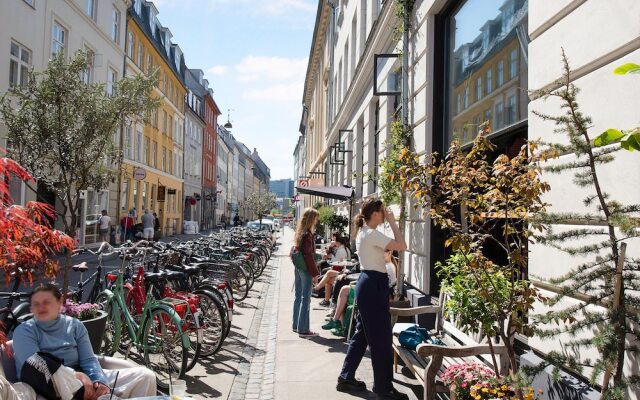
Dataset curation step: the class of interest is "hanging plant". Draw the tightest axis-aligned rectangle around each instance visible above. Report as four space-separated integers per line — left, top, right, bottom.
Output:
379 119 412 205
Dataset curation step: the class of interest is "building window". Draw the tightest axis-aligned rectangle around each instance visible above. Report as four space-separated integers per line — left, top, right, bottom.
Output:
52 21 67 56
509 48 518 80
133 180 139 211
142 182 147 210
507 94 517 125
168 115 173 138
151 141 157 168
106 67 117 96
81 48 94 84
9 41 31 87
168 151 173 175
463 87 469 109
162 147 166 172
494 102 503 130
121 179 129 211
127 32 134 58
162 110 167 134
151 108 157 128
150 184 156 209
146 54 153 75
137 44 143 67
23 0 35 6
124 126 132 159
135 130 142 162
86 0 97 21
111 8 120 44
443 0 528 146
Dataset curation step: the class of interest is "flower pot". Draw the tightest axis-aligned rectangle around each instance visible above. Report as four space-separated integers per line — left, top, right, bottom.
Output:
83 310 108 354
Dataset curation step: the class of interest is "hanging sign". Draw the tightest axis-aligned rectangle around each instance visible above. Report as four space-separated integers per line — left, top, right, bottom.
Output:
133 168 146 180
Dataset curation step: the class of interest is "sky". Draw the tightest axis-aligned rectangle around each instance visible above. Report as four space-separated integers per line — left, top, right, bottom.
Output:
151 0 317 180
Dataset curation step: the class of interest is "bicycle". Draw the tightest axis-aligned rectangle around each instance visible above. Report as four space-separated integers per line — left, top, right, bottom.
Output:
96 241 193 390
68 242 117 303
0 269 32 338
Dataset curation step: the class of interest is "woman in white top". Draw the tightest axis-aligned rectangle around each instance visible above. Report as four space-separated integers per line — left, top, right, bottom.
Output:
336 198 408 400
314 236 351 305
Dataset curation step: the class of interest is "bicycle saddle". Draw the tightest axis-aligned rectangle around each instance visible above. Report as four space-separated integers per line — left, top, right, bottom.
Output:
71 262 89 273
143 271 165 283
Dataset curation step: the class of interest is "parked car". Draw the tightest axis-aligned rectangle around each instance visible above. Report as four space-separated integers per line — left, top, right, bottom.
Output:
247 219 277 241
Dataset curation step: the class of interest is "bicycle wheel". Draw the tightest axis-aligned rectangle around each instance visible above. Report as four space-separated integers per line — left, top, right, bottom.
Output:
185 308 203 371
195 289 226 357
95 293 121 356
231 267 250 302
142 307 188 390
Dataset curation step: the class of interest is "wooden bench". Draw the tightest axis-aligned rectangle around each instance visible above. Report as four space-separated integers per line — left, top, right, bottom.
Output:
390 292 509 400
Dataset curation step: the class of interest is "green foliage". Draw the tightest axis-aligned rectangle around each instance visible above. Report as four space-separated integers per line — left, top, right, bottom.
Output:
245 192 277 220
379 120 412 205
317 205 335 226
613 63 640 75
531 51 640 396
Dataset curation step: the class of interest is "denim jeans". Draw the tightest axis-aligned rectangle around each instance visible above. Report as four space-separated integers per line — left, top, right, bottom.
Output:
292 268 313 333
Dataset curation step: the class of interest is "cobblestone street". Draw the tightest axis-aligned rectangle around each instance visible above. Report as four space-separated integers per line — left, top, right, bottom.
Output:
178 227 419 400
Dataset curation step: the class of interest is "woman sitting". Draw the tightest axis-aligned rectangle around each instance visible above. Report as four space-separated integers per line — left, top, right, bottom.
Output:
13 284 157 400
322 249 397 336
314 236 351 306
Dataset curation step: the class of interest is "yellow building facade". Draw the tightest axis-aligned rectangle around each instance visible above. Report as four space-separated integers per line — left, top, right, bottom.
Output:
120 4 186 236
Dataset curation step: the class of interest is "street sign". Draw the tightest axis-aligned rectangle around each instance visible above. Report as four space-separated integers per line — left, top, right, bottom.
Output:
133 167 146 180
298 179 309 187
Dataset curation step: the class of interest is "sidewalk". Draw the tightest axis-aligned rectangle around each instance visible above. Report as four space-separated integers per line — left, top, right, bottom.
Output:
273 228 420 400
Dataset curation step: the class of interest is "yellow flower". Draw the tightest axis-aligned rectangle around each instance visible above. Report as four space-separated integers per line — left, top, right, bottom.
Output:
482 388 489 393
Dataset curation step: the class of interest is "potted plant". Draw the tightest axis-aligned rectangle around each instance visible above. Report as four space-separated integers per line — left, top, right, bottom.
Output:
62 300 108 354
441 362 496 400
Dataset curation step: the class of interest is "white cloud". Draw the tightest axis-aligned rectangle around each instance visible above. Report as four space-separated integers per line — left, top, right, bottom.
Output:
242 82 303 102
207 65 229 75
235 56 308 83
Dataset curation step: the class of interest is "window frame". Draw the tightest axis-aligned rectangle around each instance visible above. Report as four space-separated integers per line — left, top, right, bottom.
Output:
111 8 121 44
9 41 31 87
86 0 98 21
51 21 67 57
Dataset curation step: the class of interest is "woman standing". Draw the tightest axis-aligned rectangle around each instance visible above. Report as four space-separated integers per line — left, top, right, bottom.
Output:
336 198 408 400
292 207 321 337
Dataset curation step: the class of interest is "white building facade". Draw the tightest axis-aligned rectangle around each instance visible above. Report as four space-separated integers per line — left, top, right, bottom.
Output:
299 0 640 396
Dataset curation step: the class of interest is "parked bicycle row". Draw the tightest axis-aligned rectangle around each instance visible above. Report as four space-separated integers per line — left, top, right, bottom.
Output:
0 227 277 391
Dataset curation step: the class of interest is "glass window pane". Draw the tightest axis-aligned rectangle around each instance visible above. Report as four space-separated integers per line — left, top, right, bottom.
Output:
446 0 528 145
9 60 18 86
10 42 19 57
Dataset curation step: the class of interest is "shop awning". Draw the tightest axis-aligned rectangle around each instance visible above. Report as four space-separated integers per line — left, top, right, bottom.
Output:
295 185 354 201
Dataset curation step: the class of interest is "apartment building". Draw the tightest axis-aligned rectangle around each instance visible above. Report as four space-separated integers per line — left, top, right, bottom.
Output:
0 0 130 244
123 0 185 236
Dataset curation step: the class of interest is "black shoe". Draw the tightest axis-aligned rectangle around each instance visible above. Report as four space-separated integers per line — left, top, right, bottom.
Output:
376 387 409 400
319 299 331 307
336 377 367 392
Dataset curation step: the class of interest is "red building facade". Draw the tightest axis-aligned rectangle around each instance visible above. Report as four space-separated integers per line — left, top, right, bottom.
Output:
202 91 220 230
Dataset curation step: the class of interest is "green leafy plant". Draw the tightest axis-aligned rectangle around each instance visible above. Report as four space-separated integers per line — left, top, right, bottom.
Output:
327 213 349 235
399 131 552 391
531 52 640 399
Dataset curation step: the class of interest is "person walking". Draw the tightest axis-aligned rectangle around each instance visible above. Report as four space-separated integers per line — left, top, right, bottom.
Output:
153 212 161 240
141 209 154 240
336 198 408 399
292 207 321 338
98 210 111 242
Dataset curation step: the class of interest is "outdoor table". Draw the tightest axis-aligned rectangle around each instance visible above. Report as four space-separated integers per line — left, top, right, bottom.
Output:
330 261 357 272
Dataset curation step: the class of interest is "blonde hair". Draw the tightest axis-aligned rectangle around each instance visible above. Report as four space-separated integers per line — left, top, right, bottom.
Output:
294 208 319 246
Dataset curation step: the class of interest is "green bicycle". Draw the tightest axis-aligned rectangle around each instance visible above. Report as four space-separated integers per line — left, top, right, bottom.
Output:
96 242 193 390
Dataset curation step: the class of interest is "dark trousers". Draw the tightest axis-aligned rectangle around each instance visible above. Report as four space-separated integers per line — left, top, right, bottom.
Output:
339 270 392 394
332 275 350 303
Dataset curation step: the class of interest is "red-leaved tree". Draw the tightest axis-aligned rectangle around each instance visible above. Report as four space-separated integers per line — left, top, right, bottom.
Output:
0 155 75 343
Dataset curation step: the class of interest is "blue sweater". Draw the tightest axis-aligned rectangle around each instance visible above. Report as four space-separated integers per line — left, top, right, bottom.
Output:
13 315 108 384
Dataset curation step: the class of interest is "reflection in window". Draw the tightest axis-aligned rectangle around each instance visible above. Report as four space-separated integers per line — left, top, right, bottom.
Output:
446 0 528 145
